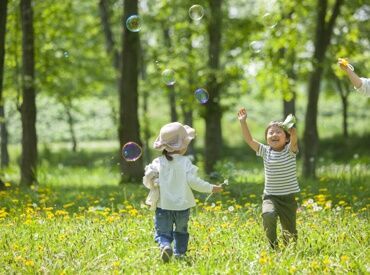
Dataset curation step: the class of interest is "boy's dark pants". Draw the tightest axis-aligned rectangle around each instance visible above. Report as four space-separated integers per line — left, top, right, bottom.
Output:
262 194 298 249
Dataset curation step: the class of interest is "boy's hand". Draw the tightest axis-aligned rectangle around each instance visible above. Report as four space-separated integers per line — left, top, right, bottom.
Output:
237 108 248 121
212 185 223 193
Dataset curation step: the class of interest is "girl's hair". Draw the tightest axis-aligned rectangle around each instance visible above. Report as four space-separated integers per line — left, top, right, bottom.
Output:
265 121 290 142
162 149 173 161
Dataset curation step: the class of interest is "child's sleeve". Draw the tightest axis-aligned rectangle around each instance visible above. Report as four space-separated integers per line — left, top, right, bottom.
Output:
186 160 213 193
355 78 370 97
256 142 267 158
143 158 160 189
143 158 160 211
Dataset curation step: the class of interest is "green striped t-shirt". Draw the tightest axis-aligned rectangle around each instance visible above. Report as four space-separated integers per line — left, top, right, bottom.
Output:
257 143 300 195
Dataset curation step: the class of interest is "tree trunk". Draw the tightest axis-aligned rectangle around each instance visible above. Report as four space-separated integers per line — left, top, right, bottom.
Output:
0 106 9 168
205 0 223 174
168 84 177 122
302 0 343 178
283 94 296 118
183 18 195 159
0 0 9 168
64 102 77 152
340 94 348 138
98 0 120 72
139 36 151 164
20 0 37 186
163 28 178 122
119 0 143 182
335 77 349 138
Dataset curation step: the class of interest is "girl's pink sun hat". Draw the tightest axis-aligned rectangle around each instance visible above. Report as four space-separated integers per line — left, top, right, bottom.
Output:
153 122 195 152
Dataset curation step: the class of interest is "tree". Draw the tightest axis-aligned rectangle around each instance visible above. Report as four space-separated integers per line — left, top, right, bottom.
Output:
302 0 343 178
20 0 37 186
0 0 9 168
119 0 143 182
205 0 223 173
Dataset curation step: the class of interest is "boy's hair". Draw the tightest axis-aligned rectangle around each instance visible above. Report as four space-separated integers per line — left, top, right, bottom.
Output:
265 121 290 142
162 149 173 161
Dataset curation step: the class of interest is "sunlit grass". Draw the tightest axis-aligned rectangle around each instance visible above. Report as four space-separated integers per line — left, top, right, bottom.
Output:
0 158 369 273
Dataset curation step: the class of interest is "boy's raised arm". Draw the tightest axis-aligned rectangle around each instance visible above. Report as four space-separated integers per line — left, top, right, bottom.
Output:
237 108 260 153
289 127 298 153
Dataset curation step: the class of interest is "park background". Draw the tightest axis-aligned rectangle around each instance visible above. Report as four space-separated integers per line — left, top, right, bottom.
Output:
0 0 369 273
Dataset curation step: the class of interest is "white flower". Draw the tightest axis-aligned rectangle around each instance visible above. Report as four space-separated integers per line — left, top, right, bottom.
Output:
228 206 235 212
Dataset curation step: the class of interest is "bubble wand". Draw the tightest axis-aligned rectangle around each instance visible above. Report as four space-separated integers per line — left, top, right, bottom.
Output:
338 58 354 71
281 114 296 131
205 179 229 203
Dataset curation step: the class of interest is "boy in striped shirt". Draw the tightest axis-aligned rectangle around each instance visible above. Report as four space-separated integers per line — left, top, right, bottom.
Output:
237 108 299 249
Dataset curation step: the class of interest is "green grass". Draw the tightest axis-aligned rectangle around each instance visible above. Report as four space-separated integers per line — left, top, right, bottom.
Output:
1 135 369 273
0 177 368 273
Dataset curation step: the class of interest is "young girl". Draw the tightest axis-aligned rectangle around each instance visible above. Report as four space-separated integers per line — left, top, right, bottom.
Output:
237 108 299 249
143 122 223 262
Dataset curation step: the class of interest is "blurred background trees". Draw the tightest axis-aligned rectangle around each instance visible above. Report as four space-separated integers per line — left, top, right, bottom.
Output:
1 0 369 185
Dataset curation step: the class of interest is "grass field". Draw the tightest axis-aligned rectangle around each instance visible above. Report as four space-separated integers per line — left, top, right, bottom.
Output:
1 135 369 273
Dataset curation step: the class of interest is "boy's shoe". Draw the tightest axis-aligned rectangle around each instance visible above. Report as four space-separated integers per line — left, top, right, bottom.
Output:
161 246 173 263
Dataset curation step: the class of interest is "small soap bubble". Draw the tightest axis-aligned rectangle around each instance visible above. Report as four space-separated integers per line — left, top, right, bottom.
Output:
189 5 204 21
122 142 142 161
194 88 209 104
126 15 141 32
162 69 176 85
262 13 278 28
249 41 264 53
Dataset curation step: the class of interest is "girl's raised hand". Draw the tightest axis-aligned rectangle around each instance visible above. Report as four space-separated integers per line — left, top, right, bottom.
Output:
237 108 248 121
212 185 223 193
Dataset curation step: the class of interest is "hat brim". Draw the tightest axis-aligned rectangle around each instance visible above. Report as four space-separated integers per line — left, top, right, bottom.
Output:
153 124 195 152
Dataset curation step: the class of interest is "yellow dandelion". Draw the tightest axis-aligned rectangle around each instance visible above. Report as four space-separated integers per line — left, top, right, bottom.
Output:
323 257 331 266
128 209 138 217
249 194 256 198
55 210 69 216
259 250 270 265
310 260 319 269
340 255 349 263
46 212 54 219
63 202 75 209
4 182 11 187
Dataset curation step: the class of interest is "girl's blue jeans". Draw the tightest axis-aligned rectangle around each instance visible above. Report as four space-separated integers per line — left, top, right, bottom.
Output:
154 208 190 256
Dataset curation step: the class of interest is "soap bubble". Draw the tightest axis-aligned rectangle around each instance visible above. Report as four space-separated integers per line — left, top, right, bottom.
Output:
249 41 264 53
262 13 278 28
126 15 141 32
122 142 142 161
189 5 204 21
162 69 176 85
194 88 209 104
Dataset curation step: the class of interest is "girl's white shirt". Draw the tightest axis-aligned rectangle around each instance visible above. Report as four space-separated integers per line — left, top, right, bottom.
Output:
355 78 370 97
143 154 213 211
